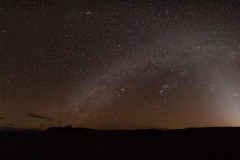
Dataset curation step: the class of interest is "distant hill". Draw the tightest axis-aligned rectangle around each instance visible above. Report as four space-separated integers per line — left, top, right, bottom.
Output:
45 125 165 133
45 125 240 133
0 127 38 133
0 127 26 132
45 125 96 132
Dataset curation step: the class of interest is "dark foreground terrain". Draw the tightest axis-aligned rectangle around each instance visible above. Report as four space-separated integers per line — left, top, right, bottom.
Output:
1 127 240 160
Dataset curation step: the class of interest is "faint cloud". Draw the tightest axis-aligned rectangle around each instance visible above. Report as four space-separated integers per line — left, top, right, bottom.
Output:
27 113 61 123
28 113 46 119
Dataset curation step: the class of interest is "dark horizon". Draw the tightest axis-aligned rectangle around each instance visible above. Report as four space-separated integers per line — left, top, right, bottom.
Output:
2 125 240 159
3 125 240 132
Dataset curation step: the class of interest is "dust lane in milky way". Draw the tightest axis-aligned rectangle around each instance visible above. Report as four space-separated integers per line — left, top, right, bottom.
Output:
1 0 240 129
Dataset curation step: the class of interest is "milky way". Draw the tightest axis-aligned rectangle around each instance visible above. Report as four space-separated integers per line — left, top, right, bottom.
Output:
1 0 240 129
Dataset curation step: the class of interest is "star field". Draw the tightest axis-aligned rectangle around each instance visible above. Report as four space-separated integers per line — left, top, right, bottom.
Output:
1 0 240 130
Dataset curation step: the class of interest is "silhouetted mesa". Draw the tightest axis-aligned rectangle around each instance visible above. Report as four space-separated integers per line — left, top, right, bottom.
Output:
45 125 98 133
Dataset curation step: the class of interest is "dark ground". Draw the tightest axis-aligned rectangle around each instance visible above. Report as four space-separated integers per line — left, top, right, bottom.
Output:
1 127 240 160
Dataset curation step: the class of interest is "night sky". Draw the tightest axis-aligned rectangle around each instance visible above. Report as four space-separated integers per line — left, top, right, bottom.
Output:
1 0 240 130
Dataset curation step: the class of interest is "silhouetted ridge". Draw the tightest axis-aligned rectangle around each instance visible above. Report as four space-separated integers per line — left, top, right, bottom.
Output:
45 125 97 133
46 126 240 132
0 127 38 133
46 125 165 132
